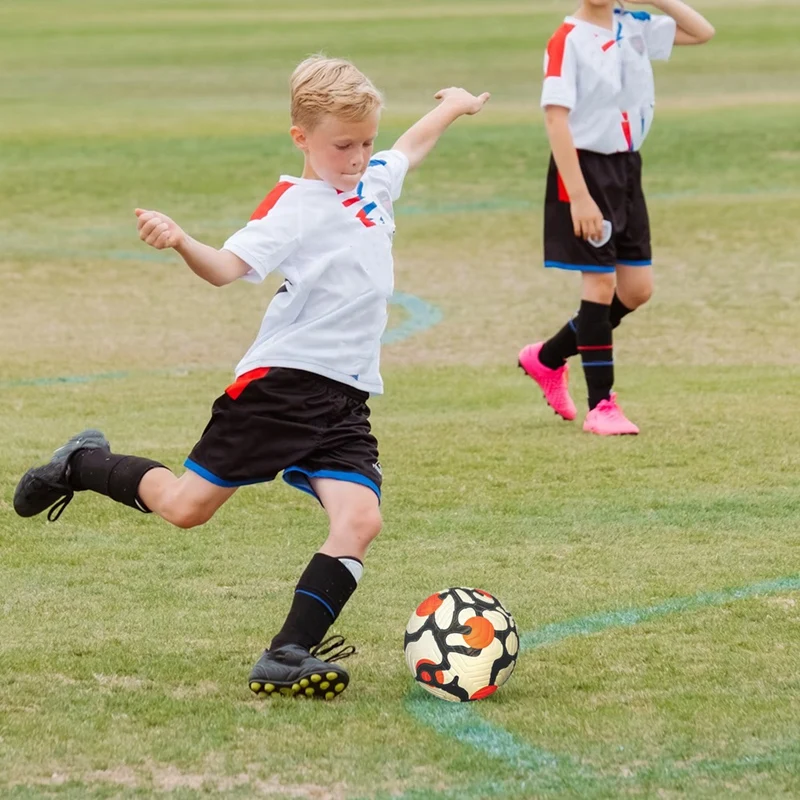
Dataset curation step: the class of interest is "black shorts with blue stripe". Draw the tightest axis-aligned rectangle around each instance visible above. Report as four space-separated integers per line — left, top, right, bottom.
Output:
544 150 652 274
185 367 382 502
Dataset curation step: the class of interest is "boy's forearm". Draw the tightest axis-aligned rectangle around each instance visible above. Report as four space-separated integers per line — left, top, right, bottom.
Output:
650 0 715 40
545 110 589 200
174 236 248 287
393 102 464 171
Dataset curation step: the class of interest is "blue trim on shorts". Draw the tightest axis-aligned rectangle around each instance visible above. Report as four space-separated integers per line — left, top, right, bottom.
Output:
282 467 381 503
184 458 270 487
616 259 652 267
582 361 615 367
545 260 616 274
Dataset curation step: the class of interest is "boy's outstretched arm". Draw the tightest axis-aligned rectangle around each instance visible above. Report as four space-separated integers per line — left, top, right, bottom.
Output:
626 0 715 44
392 87 490 171
135 208 250 287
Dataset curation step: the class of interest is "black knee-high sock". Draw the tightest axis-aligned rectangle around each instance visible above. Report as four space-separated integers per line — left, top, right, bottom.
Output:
270 553 363 652
539 293 633 370
538 316 579 369
609 293 634 329
577 300 614 410
68 449 166 512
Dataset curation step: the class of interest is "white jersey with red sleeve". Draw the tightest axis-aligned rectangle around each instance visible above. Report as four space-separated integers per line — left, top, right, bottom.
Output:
221 149 410 395
541 9 677 154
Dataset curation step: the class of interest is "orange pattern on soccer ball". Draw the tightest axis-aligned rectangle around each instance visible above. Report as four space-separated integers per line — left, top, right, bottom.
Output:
469 685 498 701
416 659 444 684
416 593 444 617
463 616 495 649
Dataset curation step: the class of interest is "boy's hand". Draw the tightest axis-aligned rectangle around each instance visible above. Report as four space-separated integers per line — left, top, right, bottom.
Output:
135 208 186 250
570 194 605 241
434 87 491 116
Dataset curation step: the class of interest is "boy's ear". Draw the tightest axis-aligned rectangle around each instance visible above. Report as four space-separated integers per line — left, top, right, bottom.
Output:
290 125 308 152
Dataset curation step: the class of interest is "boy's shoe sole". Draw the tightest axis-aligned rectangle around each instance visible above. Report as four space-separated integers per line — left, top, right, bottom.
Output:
13 429 109 520
248 644 349 701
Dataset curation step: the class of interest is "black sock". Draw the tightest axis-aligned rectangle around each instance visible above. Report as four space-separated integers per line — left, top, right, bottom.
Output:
577 300 614 410
539 293 634 371
270 553 362 652
538 316 578 369
610 294 634 328
69 449 166 512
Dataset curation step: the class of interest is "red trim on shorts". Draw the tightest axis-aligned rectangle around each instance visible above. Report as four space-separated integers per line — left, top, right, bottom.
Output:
250 182 294 221
578 345 613 351
225 367 270 400
546 23 576 78
557 171 570 203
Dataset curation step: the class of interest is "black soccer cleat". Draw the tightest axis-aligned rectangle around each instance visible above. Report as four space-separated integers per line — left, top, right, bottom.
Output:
13 429 110 522
248 636 355 701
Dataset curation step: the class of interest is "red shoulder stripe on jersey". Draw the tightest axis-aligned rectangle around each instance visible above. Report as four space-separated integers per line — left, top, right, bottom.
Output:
250 181 294 221
546 23 576 78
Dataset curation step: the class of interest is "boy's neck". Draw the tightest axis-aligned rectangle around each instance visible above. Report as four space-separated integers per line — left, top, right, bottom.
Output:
301 158 322 181
574 4 616 30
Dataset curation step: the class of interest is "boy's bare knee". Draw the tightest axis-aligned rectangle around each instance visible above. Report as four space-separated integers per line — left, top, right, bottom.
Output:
159 492 212 529
619 284 653 309
582 272 616 304
332 507 383 544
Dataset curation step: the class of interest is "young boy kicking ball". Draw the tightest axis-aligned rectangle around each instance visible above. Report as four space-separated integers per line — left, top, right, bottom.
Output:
14 56 489 700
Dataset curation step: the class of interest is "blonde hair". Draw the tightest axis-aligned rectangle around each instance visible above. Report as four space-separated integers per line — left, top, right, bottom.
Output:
290 55 383 130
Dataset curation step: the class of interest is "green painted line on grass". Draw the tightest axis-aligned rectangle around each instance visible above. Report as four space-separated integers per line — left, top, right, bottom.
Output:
519 574 800 651
0 292 442 389
401 574 800 799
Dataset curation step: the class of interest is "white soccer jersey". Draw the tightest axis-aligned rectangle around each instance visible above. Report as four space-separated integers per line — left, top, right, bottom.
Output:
222 149 409 396
541 9 677 154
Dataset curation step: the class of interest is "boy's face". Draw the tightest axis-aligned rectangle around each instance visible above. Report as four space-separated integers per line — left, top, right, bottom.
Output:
583 0 617 8
292 112 381 193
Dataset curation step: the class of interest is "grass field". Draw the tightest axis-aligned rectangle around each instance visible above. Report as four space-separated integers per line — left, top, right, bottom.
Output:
2 1 800 797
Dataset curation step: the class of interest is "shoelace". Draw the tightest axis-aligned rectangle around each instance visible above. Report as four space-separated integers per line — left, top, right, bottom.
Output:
47 492 74 523
310 635 356 663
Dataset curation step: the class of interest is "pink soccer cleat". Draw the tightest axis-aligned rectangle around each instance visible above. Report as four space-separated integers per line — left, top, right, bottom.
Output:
518 342 577 421
583 393 639 436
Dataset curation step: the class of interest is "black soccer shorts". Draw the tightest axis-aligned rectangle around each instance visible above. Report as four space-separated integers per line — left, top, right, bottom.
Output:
544 149 652 274
185 367 382 501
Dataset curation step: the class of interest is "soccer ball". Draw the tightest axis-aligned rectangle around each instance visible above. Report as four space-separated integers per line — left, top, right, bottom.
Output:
404 587 518 702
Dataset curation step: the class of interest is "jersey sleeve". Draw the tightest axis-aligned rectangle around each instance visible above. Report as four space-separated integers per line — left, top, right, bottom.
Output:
363 149 410 202
541 24 578 110
643 13 677 60
222 183 301 284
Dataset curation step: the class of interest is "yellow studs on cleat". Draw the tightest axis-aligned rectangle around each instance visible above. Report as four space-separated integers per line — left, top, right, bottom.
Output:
251 675 343 699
